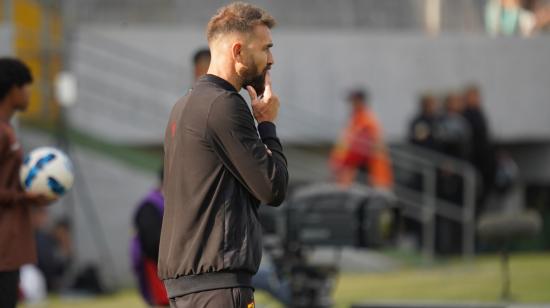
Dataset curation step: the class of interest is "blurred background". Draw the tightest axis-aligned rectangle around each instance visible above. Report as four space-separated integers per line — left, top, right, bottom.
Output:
1 0 550 307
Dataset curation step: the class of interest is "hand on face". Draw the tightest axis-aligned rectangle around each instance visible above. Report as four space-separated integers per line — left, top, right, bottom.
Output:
246 72 279 123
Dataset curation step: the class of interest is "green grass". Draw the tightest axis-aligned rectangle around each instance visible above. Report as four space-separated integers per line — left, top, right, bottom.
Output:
20 290 283 308
28 290 146 308
21 253 550 308
333 252 550 308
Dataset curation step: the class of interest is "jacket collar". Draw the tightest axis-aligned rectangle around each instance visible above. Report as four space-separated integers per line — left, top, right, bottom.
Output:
201 74 238 93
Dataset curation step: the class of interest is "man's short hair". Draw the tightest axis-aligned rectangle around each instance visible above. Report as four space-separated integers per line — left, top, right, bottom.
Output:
347 88 369 104
206 2 276 43
419 92 435 105
0 57 33 102
193 48 211 65
464 83 480 94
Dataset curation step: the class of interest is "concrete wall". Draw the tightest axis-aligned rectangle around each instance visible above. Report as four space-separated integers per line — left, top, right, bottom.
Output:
69 27 550 144
67 0 488 33
272 31 550 143
0 23 11 55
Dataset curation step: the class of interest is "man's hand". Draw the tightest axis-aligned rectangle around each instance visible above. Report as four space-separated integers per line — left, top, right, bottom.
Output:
25 192 56 206
246 72 279 123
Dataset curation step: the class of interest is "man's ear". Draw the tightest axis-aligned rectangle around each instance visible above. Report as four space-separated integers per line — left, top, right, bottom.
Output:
231 42 243 63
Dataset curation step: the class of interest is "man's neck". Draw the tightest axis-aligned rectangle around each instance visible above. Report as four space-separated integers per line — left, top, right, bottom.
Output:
206 67 242 92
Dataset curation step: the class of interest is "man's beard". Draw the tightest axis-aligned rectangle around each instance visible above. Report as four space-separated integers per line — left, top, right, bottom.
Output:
243 66 269 96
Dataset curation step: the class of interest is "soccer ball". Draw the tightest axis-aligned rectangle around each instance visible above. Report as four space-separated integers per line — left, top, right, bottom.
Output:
20 147 74 199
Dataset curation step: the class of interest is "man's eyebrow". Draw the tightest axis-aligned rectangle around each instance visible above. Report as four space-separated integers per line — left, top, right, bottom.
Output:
266 43 274 48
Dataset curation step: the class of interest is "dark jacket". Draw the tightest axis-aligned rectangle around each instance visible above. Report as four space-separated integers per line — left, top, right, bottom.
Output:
134 190 164 262
159 74 288 298
436 113 472 160
463 107 495 190
408 114 439 152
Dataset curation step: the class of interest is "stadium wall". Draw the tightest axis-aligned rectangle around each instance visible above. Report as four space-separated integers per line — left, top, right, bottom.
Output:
69 27 550 145
0 23 11 55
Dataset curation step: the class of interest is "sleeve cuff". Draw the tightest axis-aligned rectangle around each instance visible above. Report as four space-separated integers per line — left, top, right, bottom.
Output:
258 121 277 140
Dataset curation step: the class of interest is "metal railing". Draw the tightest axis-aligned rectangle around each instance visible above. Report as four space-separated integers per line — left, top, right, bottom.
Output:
288 142 478 263
389 144 478 263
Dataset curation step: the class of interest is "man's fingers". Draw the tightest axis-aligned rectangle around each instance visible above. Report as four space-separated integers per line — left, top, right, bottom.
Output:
264 145 272 156
263 72 272 97
246 86 258 102
264 71 271 86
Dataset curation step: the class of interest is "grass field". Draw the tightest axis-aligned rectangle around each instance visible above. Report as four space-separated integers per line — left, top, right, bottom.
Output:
22 253 550 308
332 252 550 308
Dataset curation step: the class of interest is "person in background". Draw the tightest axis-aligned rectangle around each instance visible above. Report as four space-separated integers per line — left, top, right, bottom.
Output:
434 92 472 255
402 93 442 249
485 0 536 36
19 206 49 305
437 92 472 161
192 48 211 81
0 57 53 308
522 0 550 32
405 92 442 196
34 211 104 296
330 89 393 190
131 168 168 307
462 84 496 215
408 93 440 152
33 208 70 293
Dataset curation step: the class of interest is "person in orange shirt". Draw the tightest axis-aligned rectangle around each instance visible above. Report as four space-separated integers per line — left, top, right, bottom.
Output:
330 89 393 189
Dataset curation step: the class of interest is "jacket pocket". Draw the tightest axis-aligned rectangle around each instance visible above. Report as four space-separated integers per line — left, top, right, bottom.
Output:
223 188 263 273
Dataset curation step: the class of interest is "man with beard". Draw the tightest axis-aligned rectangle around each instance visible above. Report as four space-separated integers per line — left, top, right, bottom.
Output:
160 3 288 307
